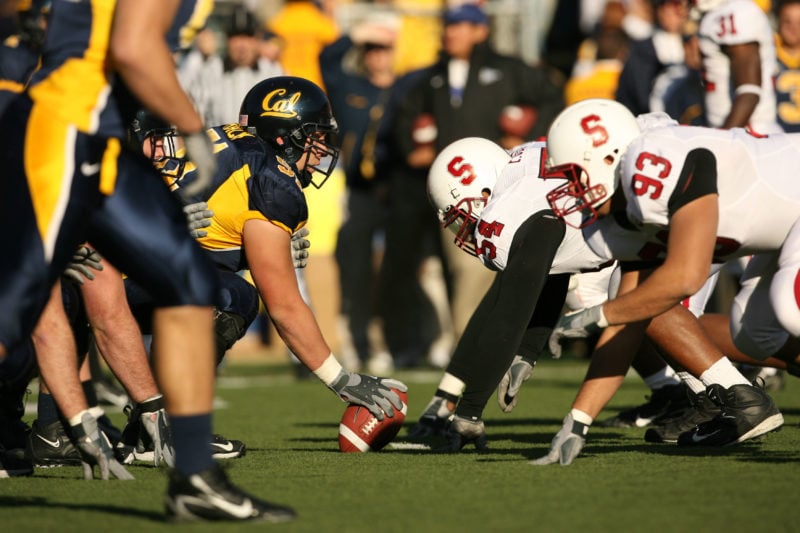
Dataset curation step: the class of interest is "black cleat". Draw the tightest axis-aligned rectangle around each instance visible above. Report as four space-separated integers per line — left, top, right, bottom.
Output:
438 415 488 452
211 434 246 459
165 463 296 523
644 390 720 444
25 419 81 467
677 383 783 447
600 383 690 428
0 447 33 478
407 395 455 439
738 366 785 392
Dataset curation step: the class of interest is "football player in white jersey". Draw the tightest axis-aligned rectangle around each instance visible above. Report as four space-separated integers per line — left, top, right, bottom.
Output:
693 0 782 133
537 98 788 465
412 137 712 450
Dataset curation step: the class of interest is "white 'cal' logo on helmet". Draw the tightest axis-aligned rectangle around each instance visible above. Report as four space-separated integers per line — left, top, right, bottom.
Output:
260 89 301 118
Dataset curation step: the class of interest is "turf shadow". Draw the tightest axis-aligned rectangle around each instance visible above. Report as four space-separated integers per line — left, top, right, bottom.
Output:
0 495 164 521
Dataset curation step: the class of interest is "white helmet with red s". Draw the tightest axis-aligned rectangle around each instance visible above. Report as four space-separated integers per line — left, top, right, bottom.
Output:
427 137 509 255
543 98 640 227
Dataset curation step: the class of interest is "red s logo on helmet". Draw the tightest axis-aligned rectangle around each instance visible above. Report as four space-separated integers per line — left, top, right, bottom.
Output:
580 114 609 147
447 156 476 185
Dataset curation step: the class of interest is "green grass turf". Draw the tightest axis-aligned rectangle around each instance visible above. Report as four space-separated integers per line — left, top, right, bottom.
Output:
2 359 798 532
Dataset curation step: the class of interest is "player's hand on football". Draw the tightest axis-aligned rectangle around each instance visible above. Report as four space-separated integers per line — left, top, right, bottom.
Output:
530 411 589 466
181 130 217 198
291 227 310 269
63 245 103 285
70 411 134 480
497 355 535 413
555 305 608 339
183 201 213 238
329 372 408 421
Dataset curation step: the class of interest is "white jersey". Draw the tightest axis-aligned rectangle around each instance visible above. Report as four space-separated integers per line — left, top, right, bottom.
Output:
618 124 800 260
474 141 611 274
698 0 780 133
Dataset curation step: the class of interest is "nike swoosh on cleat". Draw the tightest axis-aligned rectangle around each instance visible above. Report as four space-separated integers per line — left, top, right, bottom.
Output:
36 434 61 448
691 429 721 443
177 494 254 519
212 441 235 453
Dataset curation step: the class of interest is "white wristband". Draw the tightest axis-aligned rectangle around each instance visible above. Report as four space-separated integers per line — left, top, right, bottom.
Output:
313 353 344 386
571 408 594 426
735 84 762 97
68 408 91 427
596 305 609 328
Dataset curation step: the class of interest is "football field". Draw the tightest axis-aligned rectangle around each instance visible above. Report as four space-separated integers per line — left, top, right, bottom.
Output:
2 358 798 532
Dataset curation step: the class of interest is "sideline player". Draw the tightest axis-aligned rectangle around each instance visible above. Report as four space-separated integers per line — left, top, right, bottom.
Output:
693 0 781 132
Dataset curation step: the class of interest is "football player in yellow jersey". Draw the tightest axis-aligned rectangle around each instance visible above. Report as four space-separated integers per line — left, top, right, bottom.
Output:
0 0 299 523
135 76 408 430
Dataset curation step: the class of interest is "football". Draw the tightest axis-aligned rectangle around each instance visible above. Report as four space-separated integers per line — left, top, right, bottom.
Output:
338 389 408 453
498 105 537 138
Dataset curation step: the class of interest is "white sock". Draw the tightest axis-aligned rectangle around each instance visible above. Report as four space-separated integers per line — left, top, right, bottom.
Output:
643 365 681 390
700 358 751 388
677 371 706 394
439 373 466 397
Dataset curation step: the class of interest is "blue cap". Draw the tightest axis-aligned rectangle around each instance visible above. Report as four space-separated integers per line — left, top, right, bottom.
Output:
443 4 489 26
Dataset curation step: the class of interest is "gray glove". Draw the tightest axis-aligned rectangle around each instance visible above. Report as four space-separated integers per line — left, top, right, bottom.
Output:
329 372 408 421
181 130 217 198
291 227 311 269
497 355 534 413
548 321 594 359
70 411 135 480
183 201 213 238
530 412 589 466
63 245 103 285
555 305 607 339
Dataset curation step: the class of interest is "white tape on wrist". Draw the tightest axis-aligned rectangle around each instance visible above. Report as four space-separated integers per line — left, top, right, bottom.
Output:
596 305 609 328
69 408 92 427
313 353 344 386
571 408 593 426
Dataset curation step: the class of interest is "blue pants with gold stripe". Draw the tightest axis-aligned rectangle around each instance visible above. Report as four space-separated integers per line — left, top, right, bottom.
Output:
0 93 219 351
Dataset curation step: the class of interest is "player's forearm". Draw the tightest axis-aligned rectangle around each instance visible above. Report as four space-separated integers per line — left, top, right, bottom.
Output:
603 265 700 325
110 0 204 135
573 322 647 418
722 93 759 129
269 303 333 372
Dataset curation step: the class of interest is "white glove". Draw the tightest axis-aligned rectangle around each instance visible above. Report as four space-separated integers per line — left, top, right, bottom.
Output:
183 201 213 238
63 245 103 285
497 355 534 413
70 411 135 480
291 227 311 269
181 131 217 198
530 412 590 466
555 305 608 340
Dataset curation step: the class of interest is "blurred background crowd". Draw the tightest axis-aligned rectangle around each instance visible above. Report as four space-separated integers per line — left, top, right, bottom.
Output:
4 0 793 377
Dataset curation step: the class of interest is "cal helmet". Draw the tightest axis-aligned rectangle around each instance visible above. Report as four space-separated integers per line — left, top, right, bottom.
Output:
427 137 509 256
239 76 340 188
129 110 185 185
543 98 640 228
